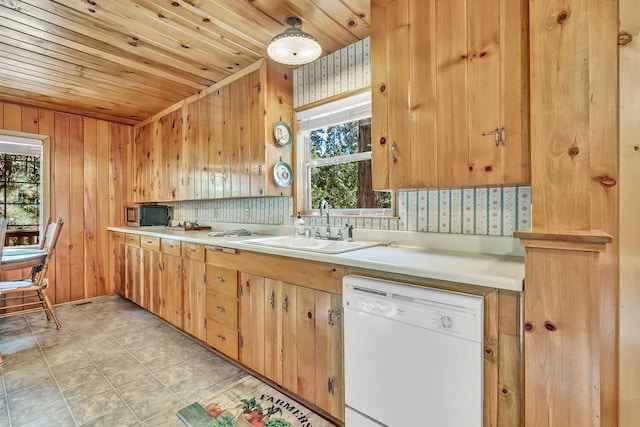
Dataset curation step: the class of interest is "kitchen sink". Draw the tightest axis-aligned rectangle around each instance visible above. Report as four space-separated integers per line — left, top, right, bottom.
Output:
243 235 381 254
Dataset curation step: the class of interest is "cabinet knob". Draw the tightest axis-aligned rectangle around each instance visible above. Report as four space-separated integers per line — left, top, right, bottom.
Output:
379 137 386 146
379 83 386 93
216 305 226 313
217 334 226 341
216 276 224 282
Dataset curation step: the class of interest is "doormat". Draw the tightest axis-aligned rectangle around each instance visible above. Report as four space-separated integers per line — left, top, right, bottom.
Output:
177 375 336 427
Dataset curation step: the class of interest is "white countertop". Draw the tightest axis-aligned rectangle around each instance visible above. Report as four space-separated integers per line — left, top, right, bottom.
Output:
108 225 524 292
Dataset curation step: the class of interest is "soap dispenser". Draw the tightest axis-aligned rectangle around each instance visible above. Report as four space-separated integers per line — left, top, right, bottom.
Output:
294 212 305 236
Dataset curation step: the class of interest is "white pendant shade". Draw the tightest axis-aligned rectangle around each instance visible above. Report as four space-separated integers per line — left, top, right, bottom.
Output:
267 17 322 66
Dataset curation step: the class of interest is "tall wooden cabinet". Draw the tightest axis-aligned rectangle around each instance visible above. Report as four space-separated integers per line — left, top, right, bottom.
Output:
371 0 529 190
133 59 292 203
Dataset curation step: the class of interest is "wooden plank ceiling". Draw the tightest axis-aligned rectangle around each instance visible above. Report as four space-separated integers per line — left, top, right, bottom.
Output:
0 0 370 125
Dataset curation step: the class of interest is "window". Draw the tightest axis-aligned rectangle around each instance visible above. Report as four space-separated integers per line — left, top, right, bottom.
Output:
297 92 392 215
0 136 43 246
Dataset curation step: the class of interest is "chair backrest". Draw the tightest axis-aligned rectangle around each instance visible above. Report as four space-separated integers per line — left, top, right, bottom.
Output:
32 218 64 284
0 218 7 264
39 216 52 249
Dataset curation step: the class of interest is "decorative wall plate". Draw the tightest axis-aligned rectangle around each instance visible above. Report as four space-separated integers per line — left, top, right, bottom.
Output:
273 161 293 187
273 120 292 147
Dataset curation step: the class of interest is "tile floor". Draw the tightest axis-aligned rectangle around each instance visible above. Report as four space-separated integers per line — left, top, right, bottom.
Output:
0 295 248 427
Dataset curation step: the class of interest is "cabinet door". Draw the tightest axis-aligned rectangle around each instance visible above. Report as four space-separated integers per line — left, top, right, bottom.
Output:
314 292 344 420
183 258 206 341
296 285 317 402
184 98 210 200
371 0 413 190
111 238 125 295
372 0 528 189
281 281 298 393
210 86 232 198
140 247 160 311
264 278 283 384
160 253 183 328
158 109 183 201
239 272 265 375
125 244 141 305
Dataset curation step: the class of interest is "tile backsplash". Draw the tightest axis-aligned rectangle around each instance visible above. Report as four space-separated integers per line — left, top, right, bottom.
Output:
168 186 531 237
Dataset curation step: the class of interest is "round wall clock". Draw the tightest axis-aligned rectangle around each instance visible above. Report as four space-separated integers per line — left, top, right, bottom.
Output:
273 120 292 147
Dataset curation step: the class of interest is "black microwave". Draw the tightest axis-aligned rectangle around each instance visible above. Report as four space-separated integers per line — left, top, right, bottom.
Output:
125 205 170 227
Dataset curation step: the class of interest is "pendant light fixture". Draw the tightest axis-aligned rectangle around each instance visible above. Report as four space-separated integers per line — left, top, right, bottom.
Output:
267 17 322 66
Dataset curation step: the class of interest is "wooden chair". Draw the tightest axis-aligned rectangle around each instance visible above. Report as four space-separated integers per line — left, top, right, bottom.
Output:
0 218 64 329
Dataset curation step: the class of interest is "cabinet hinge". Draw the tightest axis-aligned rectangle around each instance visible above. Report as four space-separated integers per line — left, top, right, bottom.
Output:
239 335 244 348
327 377 334 394
204 318 207 329
239 283 243 296
328 308 342 326
203 274 207 284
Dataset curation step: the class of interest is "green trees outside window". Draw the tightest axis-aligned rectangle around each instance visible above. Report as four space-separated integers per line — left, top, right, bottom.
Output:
308 119 391 211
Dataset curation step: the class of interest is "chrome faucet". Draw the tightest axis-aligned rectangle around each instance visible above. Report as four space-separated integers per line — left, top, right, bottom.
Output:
319 199 330 237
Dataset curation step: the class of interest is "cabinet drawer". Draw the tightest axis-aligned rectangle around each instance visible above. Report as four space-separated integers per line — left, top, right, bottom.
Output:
140 236 160 251
111 231 125 243
182 242 205 262
125 234 140 245
207 321 238 360
205 246 239 266
161 239 181 256
206 291 238 329
205 265 237 298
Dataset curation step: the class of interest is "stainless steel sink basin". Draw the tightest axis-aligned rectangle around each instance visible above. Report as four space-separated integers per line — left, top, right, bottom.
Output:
243 235 381 254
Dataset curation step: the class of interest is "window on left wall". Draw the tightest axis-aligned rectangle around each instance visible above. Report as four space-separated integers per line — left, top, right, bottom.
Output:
0 137 43 246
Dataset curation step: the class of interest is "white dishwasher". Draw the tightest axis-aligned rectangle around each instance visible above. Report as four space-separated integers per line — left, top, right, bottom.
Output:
343 275 484 427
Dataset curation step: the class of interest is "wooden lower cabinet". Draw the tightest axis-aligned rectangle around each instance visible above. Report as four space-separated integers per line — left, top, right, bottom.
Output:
239 273 344 421
124 238 141 305
183 257 206 341
160 251 183 329
206 261 239 359
140 236 160 312
110 232 125 295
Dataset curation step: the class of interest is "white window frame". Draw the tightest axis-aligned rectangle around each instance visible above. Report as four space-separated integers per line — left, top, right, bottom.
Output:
296 91 393 217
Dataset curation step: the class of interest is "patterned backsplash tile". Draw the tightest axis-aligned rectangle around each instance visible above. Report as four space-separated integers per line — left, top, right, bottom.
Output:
293 37 371 108
168 186 531 237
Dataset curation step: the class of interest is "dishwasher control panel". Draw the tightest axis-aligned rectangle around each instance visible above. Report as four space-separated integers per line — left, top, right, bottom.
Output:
343 275 483 342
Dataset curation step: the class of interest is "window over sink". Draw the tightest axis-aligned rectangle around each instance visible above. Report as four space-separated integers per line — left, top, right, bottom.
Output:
296 91 392 216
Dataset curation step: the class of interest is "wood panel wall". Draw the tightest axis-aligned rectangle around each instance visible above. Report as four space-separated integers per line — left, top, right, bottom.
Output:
618 0 640 422
524 0 619 425
0 101 132 305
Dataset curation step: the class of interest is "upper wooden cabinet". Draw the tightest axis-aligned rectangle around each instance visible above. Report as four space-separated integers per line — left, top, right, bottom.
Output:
371 0 529 190
132 59 293 203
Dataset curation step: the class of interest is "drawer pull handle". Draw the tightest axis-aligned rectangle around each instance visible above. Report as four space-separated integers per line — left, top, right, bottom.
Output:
189 247 196 252
146 240 152 244
216 276 224 282
216 306 226 313
217 334 226 341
